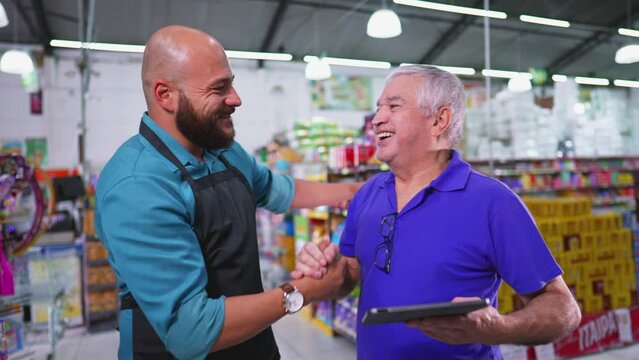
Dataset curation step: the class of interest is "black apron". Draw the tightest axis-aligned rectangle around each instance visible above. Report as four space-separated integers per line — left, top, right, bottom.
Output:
120 121 280 360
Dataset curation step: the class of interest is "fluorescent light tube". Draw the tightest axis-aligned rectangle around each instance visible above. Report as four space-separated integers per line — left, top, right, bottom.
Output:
225 50 292 61
393 0 507 19
519 15 570 28
613 79 639 88
618 28 639 37
51 39 292 61
481 69 532 79
51 39 144 53
551 74 568 82
304 55 391 69
575 76 609 86
400 63 476 75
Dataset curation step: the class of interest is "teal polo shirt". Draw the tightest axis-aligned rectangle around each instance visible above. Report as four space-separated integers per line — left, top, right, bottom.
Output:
95 113 294 360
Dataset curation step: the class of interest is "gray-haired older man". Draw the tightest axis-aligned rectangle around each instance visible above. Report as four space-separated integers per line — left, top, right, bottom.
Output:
293 65 581 359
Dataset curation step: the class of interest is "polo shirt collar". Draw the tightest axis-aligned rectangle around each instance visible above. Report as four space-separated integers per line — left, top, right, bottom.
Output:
430 149 471 192
379 149 470 193
140 113 228 173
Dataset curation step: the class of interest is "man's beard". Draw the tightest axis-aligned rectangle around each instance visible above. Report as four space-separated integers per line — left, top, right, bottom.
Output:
176 92 235 150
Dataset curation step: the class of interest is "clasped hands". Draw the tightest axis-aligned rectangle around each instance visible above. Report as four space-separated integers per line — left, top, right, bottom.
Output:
292 240 504 345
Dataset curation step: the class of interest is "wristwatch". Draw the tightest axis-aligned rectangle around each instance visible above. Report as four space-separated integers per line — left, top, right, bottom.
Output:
279 282 304 314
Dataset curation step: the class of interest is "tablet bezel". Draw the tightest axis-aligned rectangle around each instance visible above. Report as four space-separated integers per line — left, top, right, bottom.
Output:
362 298 490 326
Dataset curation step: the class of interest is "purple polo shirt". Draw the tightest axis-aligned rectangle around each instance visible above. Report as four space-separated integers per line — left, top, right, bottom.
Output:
340 150 562 359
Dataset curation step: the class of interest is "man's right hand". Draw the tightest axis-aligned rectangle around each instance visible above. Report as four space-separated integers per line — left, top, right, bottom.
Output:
291 240 340 279
293 253 347 303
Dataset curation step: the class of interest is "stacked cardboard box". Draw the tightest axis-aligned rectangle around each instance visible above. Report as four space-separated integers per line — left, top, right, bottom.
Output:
498 198 636 314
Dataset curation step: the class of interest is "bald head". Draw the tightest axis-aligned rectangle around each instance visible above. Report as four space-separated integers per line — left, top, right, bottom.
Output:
141 25 228 108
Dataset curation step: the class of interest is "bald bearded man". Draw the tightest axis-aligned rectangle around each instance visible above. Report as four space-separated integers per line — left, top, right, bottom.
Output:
95 26 357 360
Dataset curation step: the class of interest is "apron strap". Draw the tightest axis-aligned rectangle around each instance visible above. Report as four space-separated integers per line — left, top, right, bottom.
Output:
139 121 196 186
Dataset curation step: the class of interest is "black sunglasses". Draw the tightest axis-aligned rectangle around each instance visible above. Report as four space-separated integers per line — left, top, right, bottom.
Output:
375 212 398 273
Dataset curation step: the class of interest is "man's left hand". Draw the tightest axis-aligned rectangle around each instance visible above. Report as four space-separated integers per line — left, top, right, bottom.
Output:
405 297 504 345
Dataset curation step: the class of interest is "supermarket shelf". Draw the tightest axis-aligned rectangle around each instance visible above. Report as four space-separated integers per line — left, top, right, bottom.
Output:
493 167 639 176
88 309 118 319
87 259 110 267
327 164 387 176
514 183 635 193
88 283 118 292
306 210 328 221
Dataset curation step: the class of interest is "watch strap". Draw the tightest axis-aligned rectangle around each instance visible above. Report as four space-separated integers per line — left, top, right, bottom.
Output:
279 282 295 294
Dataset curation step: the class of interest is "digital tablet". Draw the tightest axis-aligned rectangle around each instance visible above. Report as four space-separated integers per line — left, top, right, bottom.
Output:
362 298 490 326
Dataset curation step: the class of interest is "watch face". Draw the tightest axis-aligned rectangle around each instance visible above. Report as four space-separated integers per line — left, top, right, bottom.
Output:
287 291 304 313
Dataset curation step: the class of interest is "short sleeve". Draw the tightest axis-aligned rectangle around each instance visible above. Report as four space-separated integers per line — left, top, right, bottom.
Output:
229 143 294 213
339 189 362 257
488 192 563 295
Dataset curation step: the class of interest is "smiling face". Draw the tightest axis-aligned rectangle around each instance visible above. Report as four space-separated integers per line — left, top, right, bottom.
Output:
175 42 242 150
372 74 435 167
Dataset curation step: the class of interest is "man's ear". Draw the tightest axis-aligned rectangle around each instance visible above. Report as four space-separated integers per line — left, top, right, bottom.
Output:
431 107 452 137
154 80 177 113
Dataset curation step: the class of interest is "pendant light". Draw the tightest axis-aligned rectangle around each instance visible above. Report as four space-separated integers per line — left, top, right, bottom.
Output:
508 75 532 92
615 44 639 64
367 0 402 39
0 2 34 75
305 12 331 80
507 37 531 92
0 1 8 28
0 49 34 74
304 56 332 80
615 0 639 64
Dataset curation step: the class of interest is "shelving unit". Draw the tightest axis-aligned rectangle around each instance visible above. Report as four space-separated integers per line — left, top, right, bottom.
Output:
83 208 119 333
469 157 639 215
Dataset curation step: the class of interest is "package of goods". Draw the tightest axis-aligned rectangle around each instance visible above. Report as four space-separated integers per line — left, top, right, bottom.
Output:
498 198 637 315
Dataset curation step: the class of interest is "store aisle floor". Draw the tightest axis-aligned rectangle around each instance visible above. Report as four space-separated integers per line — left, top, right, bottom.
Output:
22 314 639 359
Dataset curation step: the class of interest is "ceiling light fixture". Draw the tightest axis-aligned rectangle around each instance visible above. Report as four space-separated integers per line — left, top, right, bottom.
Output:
519 15 570 28
481 69 532 79
618 27 639 37
400 63 476 75
304 57 332 80
616 0 639 64
0 49 34 74
367 0 402 39
225 50 292 61
613 79 639 88
50 39 293 61
393 0 506 19
507 76 532 92
615 44 639 64
574 76 609 86
551 74 568 82
0 1 8 28
51 39 144 53
305 55 391 69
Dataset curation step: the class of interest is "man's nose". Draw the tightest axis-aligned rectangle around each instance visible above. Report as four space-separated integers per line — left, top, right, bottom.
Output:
226 86 242 107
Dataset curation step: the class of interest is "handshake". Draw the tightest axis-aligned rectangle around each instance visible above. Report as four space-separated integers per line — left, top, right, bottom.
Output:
289 240 355 303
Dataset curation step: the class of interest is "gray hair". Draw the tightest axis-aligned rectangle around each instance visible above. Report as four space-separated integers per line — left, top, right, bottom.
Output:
386 65 466 147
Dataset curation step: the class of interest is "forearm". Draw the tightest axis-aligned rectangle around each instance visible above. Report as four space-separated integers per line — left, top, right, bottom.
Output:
499 284 581 345
336 257 360 298
212 289 285 351
290 179 361 208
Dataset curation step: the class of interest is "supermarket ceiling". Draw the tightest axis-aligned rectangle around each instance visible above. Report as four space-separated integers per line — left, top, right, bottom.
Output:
1 0 639 80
